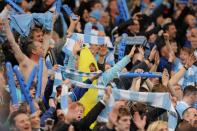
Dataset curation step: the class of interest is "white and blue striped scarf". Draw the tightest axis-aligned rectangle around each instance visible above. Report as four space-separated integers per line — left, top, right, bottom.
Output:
53 66 102 92
54 71 177 131
63 33 113 53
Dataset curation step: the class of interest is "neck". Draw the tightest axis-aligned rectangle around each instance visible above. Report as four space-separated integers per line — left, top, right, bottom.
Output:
183 97 192 106
106 121 114 129
64 115 73 124
30 55 40 63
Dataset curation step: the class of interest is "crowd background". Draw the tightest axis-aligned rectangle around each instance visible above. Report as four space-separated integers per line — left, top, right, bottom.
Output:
0 0 197 131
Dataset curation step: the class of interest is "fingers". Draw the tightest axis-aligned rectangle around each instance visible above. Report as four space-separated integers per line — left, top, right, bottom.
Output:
129 45 136 57
163 68 169 77
52 64 59 71
134 68 144 73
105 86 112 96
62 79 70 85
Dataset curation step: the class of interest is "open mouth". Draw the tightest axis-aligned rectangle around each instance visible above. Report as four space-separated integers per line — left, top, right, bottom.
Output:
77 116 81 120
24 126 30 130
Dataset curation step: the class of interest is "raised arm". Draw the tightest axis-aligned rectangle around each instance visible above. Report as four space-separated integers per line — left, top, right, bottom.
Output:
101 45 136 86
2 18 26 62
168 54 196 87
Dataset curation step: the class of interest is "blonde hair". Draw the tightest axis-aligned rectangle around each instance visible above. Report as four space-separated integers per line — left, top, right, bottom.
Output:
147 120 168 131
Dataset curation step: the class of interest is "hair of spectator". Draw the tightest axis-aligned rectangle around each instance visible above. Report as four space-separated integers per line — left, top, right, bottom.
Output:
9 110 28 129
175 120 196 131
183 85 197 97
117 106 131 121
147 120 168 131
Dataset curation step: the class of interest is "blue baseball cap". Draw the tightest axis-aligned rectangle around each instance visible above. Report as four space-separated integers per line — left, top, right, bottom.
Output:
90 9 101 20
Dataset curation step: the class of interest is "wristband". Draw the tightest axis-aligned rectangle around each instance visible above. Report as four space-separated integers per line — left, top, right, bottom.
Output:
183 65 188 70
100 99 106 106
147 58 154 64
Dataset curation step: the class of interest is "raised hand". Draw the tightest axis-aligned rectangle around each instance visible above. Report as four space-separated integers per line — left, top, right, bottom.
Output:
149 46 157 61
185 54 197 68
128 45 136 58
73 40 82 56
138 46 145 56
133 112 146 131
154 51 160 65
49 98 56 109
103 86 112 104
69 15 80 26
162 68 169 86
9 102 19 114
168 51 176 62
134 68 144 80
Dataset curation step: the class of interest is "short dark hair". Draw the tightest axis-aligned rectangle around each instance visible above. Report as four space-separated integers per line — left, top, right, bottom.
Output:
28 27 42 40
9 110 27 129
90 0 102 9
176 120 196 131
163 22 175 31
152 84 170 93
180 47 194 55
23 40 36 57
183 85 197 97
117 106 131 121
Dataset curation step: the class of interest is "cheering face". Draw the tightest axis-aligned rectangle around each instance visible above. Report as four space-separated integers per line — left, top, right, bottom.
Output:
89 44 99 56
14 113 32 131
32 31 44 43
180 50 190 65
166 25 177 39
29 87 36 99
116 116 131 131
14 74 20 88
20 0 29 12
89 63 97 72
33 41 45 57
57 109 65 122
76 106 84 121
187 28 197 48
185 14 196 28
82 9 90 22
109 0 118 14
183 108 197 126
100 12 110 27
174 84 183 100
30 113 40 129
171 41 178 53
128 20 140 34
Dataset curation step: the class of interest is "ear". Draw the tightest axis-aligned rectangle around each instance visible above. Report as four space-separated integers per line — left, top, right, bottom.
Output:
31 48 37 55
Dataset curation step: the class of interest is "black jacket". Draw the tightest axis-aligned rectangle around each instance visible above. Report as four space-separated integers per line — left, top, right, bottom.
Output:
55 101 105 131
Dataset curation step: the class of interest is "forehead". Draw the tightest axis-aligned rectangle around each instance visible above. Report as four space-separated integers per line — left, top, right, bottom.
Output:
187 108 197 114
191 28 197 34
119 115 131 120
33 31 43 36
180 49 189 54
169 25 175 29
33 41 42 46
186 14 195 19
15 113 29 121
